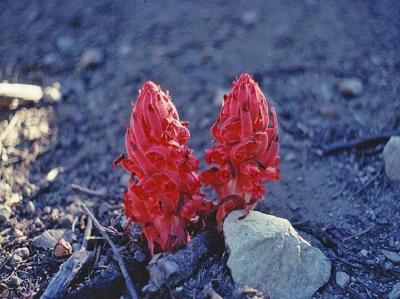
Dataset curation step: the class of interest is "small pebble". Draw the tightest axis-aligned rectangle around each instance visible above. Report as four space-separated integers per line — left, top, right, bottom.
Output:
44 206 52 214
0 204 12 222
385 261 394 270
10 254 23 266
78 48 105 70
59 214 74 227
56 36 74 51
8 275 22 287
14 247 29 259
360 249 368 257
383 249 400 264
13 229 24 238
335 271 350 289
338 78 363 98
26 201 36 215
241 10 259 25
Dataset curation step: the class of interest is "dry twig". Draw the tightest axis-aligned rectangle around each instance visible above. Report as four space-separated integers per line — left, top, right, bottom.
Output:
70 183 107 198
80 202 139 299
342 226 373 242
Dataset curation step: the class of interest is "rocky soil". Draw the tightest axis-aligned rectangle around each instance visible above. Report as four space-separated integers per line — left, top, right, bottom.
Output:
1 1 400 298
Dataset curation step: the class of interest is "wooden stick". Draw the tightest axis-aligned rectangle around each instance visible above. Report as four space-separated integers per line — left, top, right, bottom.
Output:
342 225 373 242
70 183 107 198
0 82 43 102
322 131 399 155
40 251 94 299
80 202 139 299
82 218 93 251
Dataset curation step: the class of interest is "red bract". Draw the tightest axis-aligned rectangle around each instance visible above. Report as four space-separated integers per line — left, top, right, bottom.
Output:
201 74 280 227
116 81 213 254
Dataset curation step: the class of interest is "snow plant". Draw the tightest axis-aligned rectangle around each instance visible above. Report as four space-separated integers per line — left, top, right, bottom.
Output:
201 74 280 227
115 82 213 254
117 74 280 253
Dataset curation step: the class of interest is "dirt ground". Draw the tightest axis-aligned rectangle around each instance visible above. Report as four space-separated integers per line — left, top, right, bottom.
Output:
1 1 400 298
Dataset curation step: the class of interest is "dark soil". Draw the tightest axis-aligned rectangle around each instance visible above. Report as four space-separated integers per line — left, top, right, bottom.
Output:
1 1 400 298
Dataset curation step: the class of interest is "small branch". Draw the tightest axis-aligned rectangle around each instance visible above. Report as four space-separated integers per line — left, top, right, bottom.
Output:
321 131 399 155
0 113 20 142
80 202 139 299
81 218 93 251
342 226 373 242
0 82 43 102
71 184 107 198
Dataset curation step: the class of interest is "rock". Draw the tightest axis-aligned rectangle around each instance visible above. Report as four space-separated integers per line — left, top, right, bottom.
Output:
78 48 105 70
360 249 368 257
14 247 29 259
25 201 36 215
383 136 400 180
0 204 12 222
335 271 350 289
59 214 74 227
338 78 363 97
10 254 23 266
224 211 331 299
8 275 22 287
385 261 394 270
389 282 400 299
382 250 400 264
241 10 259 25
57 36 74 51
13 229 24 238
31 229 66 249
119 173 130 187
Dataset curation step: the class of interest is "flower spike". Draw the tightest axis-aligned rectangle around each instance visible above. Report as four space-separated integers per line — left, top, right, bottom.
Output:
201 74 280 227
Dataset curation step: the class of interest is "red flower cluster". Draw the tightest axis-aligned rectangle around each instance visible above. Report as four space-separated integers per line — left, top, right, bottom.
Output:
201 74 280 226
115 81 212 253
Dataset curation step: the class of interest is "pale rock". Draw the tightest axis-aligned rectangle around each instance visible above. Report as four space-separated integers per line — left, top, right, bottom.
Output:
389 282 400 299
14 247 29 259
31 229 65 249
224 211 331 299
383 249 400 264
338 78 363 97
0 204 12 222
383 136 400 180
335 271 350 289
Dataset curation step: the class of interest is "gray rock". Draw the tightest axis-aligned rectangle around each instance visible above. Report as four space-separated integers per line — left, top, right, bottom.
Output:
382 249 400 264
335 271 350 289
57 36 74 51
0 204 12 222
224 211 331 299
389 282 400 299
383 136 400 180
8 275 22 287
31 229 65 249
78 48 105 70
360 249 368 257
26 201 36 215
10 254 23 266
338 78 363 97
14 247 29 259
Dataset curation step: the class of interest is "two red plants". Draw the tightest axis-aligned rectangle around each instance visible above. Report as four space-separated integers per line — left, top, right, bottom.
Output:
116 74 280 254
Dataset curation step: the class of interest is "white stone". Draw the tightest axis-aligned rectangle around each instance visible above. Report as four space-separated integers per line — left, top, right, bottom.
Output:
338 78 363 97
335 271 350 289
389 282 400 299
0 204 12 222
224 211 331 299
383 136 400 180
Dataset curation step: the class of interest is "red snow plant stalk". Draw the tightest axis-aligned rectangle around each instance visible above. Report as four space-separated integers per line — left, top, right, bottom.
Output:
115 81 212 254
202 74 280 227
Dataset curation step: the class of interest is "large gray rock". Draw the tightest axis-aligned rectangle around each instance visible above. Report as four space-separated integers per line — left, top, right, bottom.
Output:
224 211 331 299
383 136 400 180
